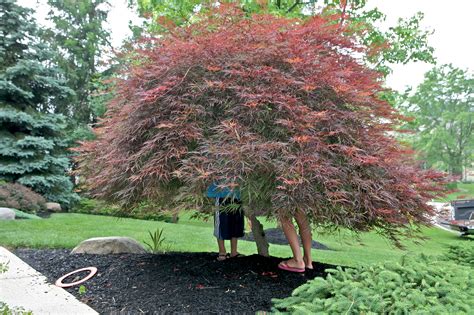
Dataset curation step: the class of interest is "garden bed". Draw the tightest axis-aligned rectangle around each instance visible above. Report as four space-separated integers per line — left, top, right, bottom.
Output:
15 249 334 314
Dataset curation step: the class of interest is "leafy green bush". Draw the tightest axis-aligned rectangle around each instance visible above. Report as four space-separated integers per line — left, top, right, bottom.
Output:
72 197 118 216
72 198 177 222
0 302 32 315
446 182 458 190
128 201 178 222
0 182 46 213
272 256 474 314
442 242 474 267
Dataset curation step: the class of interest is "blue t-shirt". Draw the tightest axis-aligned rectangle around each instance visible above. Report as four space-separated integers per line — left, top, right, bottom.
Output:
206 183 241 200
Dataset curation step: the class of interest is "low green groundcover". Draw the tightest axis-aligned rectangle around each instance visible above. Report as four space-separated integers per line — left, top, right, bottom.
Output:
272 256 474 314
12 209 42 220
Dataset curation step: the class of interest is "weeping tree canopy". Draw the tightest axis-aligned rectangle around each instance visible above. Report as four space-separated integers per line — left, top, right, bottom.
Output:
77 5 446 243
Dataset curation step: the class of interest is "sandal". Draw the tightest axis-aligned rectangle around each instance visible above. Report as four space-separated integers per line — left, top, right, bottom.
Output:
304 258 314 270
229 253 245 258
217 253 229 261
278 260 305 273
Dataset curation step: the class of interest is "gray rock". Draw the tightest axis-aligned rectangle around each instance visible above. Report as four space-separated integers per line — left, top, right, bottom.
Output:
45 202 62 212
0 208 15 220
71 236 147 254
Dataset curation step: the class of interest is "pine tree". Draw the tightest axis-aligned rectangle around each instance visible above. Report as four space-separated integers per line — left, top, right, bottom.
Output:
0 0 78 207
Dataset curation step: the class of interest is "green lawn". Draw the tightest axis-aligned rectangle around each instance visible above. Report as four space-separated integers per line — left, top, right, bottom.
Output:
0 212 468 267
437 182 474 202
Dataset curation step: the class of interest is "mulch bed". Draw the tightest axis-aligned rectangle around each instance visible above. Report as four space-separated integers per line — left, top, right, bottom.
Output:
36 211 52 218
15 249 335 314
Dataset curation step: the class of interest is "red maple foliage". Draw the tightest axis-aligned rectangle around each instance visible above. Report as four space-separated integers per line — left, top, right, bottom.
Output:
76 6 447 243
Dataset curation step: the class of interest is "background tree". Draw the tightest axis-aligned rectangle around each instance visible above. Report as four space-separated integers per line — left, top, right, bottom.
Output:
45 0 111 124
131 0 435 76
399 65 474 177
77 6 446 253
0 0 78 207
43 0 114 188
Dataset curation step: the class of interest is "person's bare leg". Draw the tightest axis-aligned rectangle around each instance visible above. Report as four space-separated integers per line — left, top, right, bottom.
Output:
294 210 313 269
230 238 238 257
217 239 227 260
280 215 304 269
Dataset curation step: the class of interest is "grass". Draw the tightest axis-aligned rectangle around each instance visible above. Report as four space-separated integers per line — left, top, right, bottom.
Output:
437 182 474 202
0 212 469 267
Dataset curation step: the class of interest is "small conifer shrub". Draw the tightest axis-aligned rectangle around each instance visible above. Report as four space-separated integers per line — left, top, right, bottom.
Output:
272 256 474 314
442 242 474 267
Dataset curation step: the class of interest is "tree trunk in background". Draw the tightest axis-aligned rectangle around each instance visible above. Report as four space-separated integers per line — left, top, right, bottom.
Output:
171 211 179 223
450 155 463 178
249 214 269 257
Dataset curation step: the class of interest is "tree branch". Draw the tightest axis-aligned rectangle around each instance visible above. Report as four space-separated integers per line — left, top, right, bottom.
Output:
287 0 300 13
339 0 348 28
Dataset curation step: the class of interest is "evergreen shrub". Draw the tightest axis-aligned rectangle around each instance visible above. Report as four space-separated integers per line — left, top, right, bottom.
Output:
73 197 118 216
0 183 45 213
128 201 177 222
0 0 78 209
442 242 474 267
272 256 474 314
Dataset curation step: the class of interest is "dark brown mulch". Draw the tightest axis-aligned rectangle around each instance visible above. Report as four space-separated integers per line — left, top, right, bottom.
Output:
15 249 336 314
36 211 52 218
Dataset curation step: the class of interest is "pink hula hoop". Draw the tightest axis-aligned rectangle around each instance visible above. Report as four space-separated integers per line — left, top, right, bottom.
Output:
55 267 98 288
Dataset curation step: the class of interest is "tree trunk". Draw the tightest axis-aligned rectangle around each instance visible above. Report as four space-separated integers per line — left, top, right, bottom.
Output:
171 211 179 223
450 155 463 177
249 214 269 257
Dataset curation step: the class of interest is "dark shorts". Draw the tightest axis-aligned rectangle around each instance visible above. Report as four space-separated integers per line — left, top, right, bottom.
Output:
214 198 245 240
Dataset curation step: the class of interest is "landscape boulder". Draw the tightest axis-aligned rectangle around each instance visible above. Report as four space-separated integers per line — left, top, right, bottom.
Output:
71 236 147 254
0 208 15 220
45 202 62 212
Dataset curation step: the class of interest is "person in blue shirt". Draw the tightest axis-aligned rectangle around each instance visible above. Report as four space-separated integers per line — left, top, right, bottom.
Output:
207 183 245 261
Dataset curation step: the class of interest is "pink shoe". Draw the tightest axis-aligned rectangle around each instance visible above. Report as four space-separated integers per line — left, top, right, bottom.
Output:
278 261 305 273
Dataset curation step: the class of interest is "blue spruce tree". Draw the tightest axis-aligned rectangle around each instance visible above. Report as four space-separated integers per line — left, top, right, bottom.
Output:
0 0 78 207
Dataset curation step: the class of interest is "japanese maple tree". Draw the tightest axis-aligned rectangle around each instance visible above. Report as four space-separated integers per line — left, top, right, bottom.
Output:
77 5 446 249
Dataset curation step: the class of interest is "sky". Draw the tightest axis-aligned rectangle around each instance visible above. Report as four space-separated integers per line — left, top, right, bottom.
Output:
19 0 474 92
367 0 474 91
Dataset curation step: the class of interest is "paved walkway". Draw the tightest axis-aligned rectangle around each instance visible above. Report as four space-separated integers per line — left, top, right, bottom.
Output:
0 246 97 314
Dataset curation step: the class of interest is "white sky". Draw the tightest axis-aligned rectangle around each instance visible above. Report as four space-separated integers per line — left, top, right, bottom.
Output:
368 0 474 91
20 0 474 92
